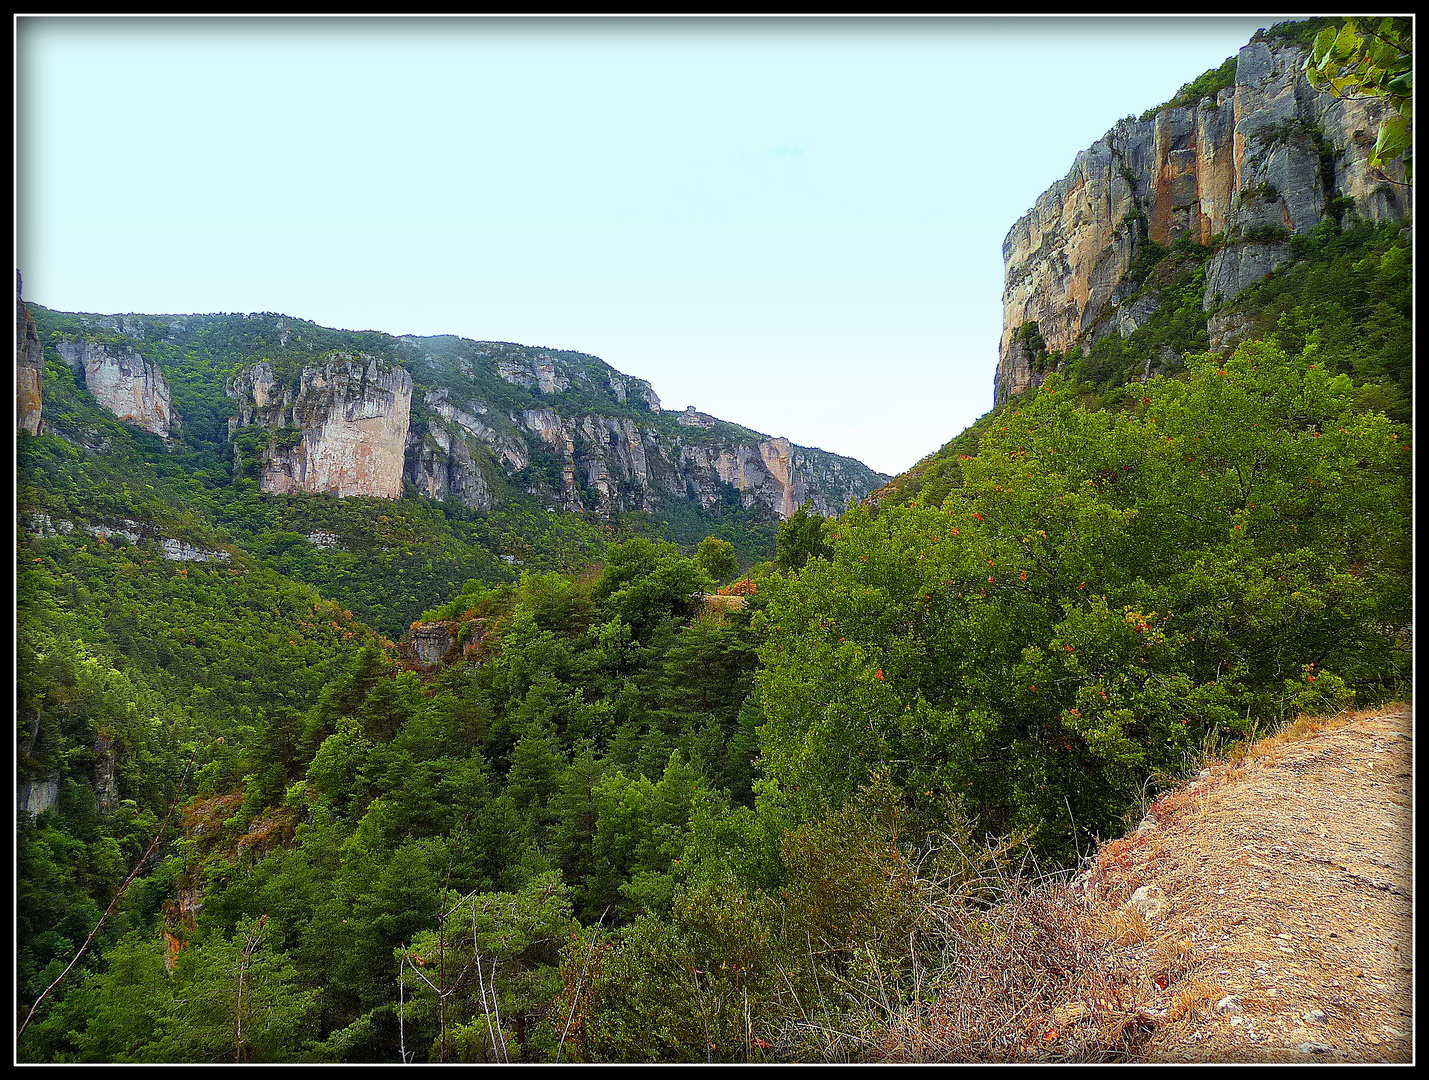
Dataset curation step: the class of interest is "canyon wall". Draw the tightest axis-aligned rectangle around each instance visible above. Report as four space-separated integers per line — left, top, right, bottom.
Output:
16 272 44 436
226 336 885 518
228 353 413 499
29 307 885 519
55 337 175 437
995 32 1411 404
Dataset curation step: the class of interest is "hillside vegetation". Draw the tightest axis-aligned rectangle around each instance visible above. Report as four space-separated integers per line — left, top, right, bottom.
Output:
15 16 1412 1064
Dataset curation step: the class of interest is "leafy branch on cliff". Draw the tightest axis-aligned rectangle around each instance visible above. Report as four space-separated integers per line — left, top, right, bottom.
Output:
1305 17 1412 181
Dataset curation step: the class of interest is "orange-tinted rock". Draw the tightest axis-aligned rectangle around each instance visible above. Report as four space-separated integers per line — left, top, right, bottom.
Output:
228 352 412 499
996 33 1411 405
16 272 44 436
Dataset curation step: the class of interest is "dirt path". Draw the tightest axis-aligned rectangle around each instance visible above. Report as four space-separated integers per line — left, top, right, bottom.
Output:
1085 706 1413 1062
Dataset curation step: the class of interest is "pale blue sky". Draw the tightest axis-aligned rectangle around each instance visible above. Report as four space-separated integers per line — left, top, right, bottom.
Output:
16 15 1296 476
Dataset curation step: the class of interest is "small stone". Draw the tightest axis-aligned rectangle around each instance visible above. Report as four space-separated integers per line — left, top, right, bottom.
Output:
1215 995 1244 1014
1127 884 1169 921
1299 1042 1331 1054
1303 1010 1327 1024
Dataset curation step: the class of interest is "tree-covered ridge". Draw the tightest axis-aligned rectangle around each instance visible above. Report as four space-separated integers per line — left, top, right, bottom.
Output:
757 347 1409 857
19 328 1410 1061
29 303 876 471
26 300 868 587
13 16 1412 1060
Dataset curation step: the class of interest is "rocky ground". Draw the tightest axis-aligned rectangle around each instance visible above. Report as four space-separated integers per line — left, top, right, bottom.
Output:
1084 705 1414 1063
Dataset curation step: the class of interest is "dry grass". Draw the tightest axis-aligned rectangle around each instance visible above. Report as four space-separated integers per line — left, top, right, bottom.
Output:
833 869 1179 1063
697 593 747 614
836 703 1413 1064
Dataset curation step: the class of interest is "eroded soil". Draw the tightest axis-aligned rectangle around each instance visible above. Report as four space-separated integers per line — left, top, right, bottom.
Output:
1086 706 1413 1062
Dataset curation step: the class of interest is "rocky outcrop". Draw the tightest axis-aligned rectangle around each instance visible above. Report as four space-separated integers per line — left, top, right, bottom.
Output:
228 353 413 499
56 337 174 436
407 387 526 511
93 736 119 815
492 407 881 520
397 342 886 520
17 775 60 819
16 272 44 435
405 337 664 413
227 338 884 517
996 28 1411 404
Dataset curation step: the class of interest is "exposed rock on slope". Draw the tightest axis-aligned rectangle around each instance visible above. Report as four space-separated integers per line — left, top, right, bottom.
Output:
231 331 886 516
227 353 413 499
16 272 44 436
996 30 1411 404
25 304 887 517
55 336 175 437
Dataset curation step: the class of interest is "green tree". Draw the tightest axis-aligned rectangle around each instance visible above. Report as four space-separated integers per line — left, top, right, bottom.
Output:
753 346 1410 856
397 872 577 1062
773 502 832 572
693 535 738 582
164 915 318 1061
592 538 713 637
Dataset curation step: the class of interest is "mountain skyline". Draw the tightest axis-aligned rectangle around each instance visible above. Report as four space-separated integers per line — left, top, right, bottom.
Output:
17 14 1288 475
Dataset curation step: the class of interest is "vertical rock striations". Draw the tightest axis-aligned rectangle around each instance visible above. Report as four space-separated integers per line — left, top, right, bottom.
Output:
56 337 175 437
228 352 413 499
996 30 1410 404
226 336 886 517
396 337 885 519
16 272 44 436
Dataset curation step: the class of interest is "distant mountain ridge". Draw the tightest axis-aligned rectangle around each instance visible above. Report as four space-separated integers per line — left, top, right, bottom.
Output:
19 303 888 522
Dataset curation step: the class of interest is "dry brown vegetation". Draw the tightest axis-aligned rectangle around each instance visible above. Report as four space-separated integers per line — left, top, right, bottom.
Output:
849 704 1413 1063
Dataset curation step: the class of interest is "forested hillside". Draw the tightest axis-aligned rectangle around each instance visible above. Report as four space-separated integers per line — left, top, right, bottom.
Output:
15 16 1411 1064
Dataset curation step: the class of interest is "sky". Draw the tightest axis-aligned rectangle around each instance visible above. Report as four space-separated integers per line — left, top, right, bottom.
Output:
16 15 1300 477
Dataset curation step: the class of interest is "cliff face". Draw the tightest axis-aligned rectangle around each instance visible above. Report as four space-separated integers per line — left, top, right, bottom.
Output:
995 33 1411 404
16 272 44 436
227 334 885 517
228 353 413 499
27 304 886 518
408 343 883 519
56 337 175 437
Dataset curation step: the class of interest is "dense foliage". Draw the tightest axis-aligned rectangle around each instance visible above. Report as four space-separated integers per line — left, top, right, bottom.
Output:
13 18 1412 1055
756 346 1410 858
19 327 1410 1062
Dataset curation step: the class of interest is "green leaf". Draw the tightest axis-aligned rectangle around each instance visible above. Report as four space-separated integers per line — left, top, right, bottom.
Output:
1333 25 1363 59
1370 113 1412 167
1310 26 1338 62
1385 70 1412 96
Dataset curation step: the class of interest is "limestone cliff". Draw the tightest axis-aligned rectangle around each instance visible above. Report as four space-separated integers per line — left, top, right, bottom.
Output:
55 336 175 437
227 352 413 499
398 337 886 520
25 302 886 518
16 272 44 436
995 29 1411 404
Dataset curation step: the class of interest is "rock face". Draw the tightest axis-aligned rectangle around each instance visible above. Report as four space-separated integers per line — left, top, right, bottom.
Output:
32 305 887 519
93 736 119 815
228 353 413 499
56 337 174 436
341 336 885 519
16 272 44 436
995 30 1411 404
17 775 60 819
